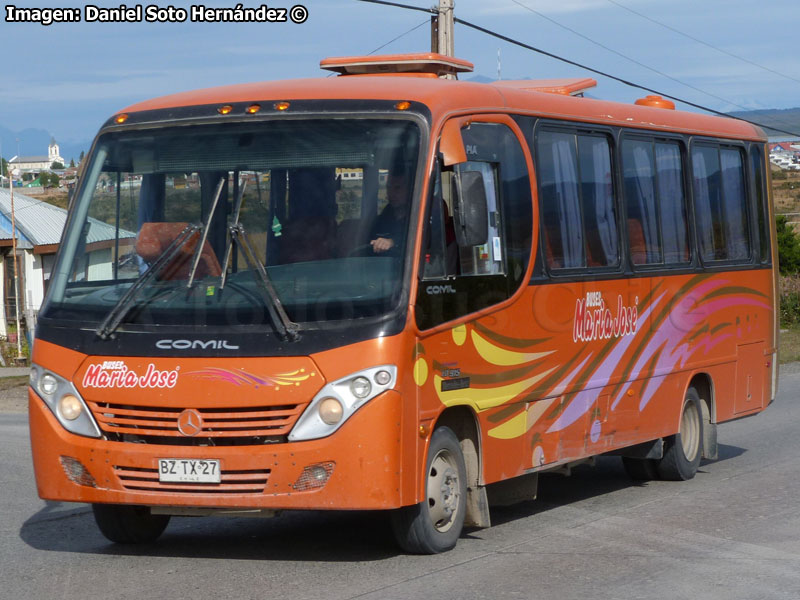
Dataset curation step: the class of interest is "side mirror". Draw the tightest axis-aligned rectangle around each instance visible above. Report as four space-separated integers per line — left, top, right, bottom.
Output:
453 169 488 247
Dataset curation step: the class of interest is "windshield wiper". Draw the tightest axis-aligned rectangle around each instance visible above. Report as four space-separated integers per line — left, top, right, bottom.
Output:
229 223 300 342
218 175 247 290
187 177 226 288
96 224 200 340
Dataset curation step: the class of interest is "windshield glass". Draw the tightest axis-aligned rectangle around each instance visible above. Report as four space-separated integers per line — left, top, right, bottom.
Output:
44 117 421 331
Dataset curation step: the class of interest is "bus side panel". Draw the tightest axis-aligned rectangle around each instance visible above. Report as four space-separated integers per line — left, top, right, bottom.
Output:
414 269 774 483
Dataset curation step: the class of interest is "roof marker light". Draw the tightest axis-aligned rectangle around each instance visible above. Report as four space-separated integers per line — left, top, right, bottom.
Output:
246 103 262 114
114 114 129 124
274 101 291 111
634 95 675 110
217 105 234 115
395 101 411 111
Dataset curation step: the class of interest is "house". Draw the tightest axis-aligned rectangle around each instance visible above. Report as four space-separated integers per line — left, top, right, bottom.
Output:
0 187 127 336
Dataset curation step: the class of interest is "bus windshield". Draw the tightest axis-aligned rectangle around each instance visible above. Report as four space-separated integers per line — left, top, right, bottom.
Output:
43 117 421 332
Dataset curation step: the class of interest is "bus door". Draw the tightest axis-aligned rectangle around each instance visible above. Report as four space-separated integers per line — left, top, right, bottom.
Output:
415 115 537 484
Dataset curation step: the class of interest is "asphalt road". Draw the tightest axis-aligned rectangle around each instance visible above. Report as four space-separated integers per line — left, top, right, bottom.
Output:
3 367 800 600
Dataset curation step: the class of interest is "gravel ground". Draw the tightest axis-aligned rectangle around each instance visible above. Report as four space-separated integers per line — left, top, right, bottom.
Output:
0 375 30 413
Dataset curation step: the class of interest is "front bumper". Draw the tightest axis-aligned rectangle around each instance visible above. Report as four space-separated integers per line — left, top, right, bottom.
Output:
29 388 404 510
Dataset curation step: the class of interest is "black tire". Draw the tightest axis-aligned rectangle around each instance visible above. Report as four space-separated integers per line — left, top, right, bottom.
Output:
621 456 660 481
391 426 467 554
657 387 704 481
92 504 170 544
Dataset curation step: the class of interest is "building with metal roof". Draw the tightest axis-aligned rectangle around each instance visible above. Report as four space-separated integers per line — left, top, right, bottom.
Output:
0 187 132 337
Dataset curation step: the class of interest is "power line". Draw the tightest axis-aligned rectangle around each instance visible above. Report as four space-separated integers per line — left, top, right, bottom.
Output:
604 0 800 86
509 0 760 114
355 0 800 137
368 19 430 55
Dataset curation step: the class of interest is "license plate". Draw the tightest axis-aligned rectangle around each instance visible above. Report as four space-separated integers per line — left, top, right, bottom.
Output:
158 459 221 483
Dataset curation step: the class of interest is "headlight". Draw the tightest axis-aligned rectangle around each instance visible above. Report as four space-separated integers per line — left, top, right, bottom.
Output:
318 397 343 425
39 373 58 396
289 365 397 441
30 364 101 438
58 395 83 421
350 377 371 399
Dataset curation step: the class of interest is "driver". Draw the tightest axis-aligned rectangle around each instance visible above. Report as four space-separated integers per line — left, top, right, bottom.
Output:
370 171 410 254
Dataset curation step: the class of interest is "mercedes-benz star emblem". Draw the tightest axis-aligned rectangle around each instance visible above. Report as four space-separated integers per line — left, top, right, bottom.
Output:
177 409 203 437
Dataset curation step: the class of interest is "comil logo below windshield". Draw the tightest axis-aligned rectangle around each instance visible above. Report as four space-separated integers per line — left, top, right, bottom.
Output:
156 339 240 350
426 285 457 295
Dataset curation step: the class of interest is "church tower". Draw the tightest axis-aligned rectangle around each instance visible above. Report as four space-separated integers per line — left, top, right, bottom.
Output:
48 137 63 167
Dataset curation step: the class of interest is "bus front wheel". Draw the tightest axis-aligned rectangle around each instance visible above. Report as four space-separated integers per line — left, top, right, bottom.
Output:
391 426 467 554
657 387 704 481
92 504 170 544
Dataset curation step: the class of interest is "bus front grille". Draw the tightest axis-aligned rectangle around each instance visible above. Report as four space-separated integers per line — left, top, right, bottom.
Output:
89 401 307 445
113 466 270 494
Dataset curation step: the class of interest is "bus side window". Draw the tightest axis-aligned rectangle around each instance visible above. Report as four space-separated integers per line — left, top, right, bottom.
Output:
536 129 619 271
622 137 690 267
750 144 771 263
692 143 751 263
416 120 533 330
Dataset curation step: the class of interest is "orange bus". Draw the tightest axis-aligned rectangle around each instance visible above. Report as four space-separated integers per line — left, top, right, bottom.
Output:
29 53 778 554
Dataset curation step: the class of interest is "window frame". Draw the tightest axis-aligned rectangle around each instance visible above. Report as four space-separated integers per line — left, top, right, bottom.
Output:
619 132 693 272
689 138 754 267
533 120 622 278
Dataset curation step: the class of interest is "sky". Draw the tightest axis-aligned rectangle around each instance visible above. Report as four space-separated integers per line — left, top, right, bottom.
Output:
2 0 800 157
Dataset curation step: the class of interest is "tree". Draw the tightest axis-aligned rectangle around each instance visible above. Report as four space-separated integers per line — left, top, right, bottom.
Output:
69 158 75 168
79 150 85 163
1 157 7 177
776 214 800 275
51 161 64 170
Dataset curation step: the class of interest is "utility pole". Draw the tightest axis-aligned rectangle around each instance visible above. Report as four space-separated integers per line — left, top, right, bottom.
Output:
9 179 23 362
431 0 455 57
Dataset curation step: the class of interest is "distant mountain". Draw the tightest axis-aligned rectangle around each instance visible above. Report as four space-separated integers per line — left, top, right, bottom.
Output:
727 108 800 139
0 125 91 166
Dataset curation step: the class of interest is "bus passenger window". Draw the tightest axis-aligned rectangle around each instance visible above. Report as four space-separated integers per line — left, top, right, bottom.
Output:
750 145 771 263
536 130 619 270
655 142 689 263
537 130 585 269
692 144 750 263
578 135 618 267
622 137 690 267
623 140 662 265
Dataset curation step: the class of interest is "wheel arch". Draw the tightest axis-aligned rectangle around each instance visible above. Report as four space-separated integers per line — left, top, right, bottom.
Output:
434 406 483 487
433 405 491 528
686 372 718 460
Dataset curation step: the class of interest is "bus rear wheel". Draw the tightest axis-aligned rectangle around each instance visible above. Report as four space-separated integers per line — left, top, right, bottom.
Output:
657 387 704 481
92 504 170 544
391 426 467 554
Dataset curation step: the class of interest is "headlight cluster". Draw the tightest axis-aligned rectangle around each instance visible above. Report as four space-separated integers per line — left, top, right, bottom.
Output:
30 364 101 438
289 365 397 441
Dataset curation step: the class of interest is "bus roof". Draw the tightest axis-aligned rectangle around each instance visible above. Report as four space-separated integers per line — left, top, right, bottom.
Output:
119 55 765 142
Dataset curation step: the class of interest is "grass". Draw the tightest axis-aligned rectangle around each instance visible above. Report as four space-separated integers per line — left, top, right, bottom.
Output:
780 327 800 364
